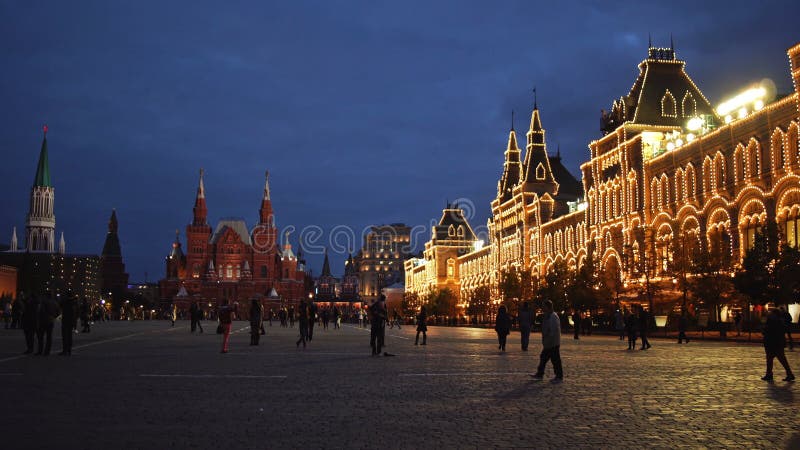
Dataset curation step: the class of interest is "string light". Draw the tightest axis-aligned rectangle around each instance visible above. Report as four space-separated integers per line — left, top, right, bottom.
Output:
405 43 800 303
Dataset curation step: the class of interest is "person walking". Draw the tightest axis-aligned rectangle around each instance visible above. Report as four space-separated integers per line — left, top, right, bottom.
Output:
677 310 690 344
358 308 364 328
288 306 295 328
3 300 11 329
249 299 263 346
415 306 428 346
494 305 511 352
333 306 341 330
218 299 235 353
59 293 77 356
369 296 388 356
638 306 651 350
734 311 743 337
190 302 200 333
571 309 581 340
614 309 625 340
36 295 61 356
21 296 39 354
321 309 330 330
531 300 563 382
307 301 317 342
625 309 637 350
780 307 793 350
296 301 309 349
762 307 795 382
80 298 91 333
518 302 533 351
11 296 23 329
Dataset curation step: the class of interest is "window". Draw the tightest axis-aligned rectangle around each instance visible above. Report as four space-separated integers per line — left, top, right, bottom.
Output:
535 163 546 180
226 265 233 279
784 211 800 249
661 90 676 117
681 91 696 117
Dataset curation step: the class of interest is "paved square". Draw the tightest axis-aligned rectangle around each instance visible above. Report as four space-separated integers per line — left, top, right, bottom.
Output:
0 321 798 449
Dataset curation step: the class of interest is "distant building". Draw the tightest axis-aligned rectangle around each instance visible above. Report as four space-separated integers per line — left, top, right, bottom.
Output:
340 253 359 302
315 249 337 301
158 170 312 311
1 127 101 301
100 209 130 303
354 224 412 303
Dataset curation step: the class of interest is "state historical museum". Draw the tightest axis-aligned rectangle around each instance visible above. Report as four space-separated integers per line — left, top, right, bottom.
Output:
158 170 311 309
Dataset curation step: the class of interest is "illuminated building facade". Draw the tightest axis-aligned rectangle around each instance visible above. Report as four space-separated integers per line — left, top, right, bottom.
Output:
158 170 311 309
406 42 800 310
354 224 412 303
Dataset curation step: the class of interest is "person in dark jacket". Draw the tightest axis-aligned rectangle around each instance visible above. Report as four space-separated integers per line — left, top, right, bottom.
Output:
518 302 533 351
677 310 689 344
296 301 309 349
36 296 61 356
369 296 388 355
624 310 637 350
638 306 651 350
495 305 511 352
59 293 77 355
250 299 263 346
21 296 39 354
762 307 794 381
415 306 428 345
80 298 91 333
218 299 236 353
307 301 317 341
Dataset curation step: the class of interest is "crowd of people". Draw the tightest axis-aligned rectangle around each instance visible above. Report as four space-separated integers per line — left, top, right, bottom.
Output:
2 292 795 383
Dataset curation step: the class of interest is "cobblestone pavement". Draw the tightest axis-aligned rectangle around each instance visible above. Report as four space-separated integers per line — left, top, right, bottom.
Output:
0 321 797 449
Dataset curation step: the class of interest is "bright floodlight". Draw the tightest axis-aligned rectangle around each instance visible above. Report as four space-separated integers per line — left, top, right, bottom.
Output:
717 87 766 116
686 116 704 131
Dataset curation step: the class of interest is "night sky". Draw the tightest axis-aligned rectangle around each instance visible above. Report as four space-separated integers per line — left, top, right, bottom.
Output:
2 1 799 281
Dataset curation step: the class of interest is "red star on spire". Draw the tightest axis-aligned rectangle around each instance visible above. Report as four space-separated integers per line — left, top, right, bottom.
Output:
43 124 48 135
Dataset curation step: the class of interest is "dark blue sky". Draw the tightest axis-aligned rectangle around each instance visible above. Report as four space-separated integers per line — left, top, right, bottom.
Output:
2 1 799 280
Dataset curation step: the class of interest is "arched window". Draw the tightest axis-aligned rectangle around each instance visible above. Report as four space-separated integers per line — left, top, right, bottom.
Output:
660 174 669 207
457 225 465 238
226 264 233 279
682 91 696 117
702 158 713 195
685 164 696 199
447 258 455 278
535 163 546 180
448 225 455 237
661 90 677 117
772 129 785 172
746 139 760 179
734 145 745 183
714 153 725 190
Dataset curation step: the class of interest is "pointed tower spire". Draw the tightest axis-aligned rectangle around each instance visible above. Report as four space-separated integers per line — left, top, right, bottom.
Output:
533 86 538 110
102 209 122 257
33 125 52 188
321 248 332 277
497 117 522 202
511 109 515 131
263 170 271 200
648 33 652 48
521 102 559 196
259 170 274 225
10 227 18 252
670 33 674 50
26 125 56 252
193 168 208 226
58 232 65 254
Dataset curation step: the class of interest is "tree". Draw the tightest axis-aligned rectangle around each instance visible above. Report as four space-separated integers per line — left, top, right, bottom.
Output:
467 286 492 322
537 260 572 312
734 230 774 306
692 241 733 328
425 288 457 319
773 244 800 306
569 256 606 311
498 269 521 311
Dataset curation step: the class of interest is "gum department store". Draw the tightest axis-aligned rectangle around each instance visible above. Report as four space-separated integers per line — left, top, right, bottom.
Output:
405 42 800 314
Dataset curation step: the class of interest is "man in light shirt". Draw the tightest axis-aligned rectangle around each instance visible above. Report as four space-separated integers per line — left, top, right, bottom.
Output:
531 299 563 382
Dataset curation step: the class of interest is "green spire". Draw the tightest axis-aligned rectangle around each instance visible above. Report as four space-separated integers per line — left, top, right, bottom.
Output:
33 125 51 187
